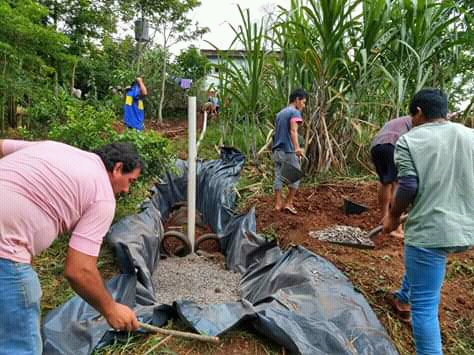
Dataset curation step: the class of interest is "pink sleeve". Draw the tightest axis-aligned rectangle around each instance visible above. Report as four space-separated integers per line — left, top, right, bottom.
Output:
290 116 303 124
2 139 39 156
69 200 116 257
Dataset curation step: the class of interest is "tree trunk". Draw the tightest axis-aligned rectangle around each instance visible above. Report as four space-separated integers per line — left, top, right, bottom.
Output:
71 61 76 93
7 96 17 129
54 70 59 97
158 51 168 123
135 41 142 74
0 99 4 134
0 54 6 134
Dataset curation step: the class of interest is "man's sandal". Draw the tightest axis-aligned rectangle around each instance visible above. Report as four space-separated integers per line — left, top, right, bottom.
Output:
284 206 297 215
385 292 411 324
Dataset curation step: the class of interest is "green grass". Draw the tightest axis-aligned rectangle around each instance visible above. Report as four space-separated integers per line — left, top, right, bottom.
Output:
446 317 474 355
301 168 376 186
36 234 120 317
93 328 283 355
195 118 267 162
35 234 75 315
446 259 474 280
197 121 224 160
115 180 154 220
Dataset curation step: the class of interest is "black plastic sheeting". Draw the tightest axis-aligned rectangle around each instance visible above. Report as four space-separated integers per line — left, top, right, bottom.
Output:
42 147 399 355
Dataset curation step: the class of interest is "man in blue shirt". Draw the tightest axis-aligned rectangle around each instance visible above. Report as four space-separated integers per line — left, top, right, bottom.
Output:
123 76 148 130
272 88 307 214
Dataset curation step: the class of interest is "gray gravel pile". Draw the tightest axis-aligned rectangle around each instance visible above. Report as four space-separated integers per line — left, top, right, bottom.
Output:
153 253 241 305
309 225 374 247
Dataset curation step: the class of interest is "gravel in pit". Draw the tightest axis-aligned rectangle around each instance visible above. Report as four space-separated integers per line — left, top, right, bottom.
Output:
309 225 374 247
153 253 241 305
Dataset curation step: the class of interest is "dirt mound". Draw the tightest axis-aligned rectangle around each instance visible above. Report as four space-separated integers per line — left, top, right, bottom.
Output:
246 181 474 354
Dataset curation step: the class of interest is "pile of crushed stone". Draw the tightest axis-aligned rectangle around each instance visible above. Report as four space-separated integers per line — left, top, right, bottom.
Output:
309 225 374 248
153 253 241 305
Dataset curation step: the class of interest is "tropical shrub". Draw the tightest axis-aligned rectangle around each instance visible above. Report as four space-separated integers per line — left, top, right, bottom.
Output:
48 103 117 149
116 129 173 178
48 102 173 178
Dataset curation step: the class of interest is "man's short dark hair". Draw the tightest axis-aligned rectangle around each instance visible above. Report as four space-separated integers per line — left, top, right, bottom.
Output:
289 88 308 103
93 142 144 174
409 88 448 119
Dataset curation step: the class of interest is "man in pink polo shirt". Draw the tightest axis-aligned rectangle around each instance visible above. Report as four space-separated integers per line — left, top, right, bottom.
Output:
0 139 143 354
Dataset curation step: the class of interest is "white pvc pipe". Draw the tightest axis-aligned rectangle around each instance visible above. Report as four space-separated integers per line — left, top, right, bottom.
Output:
187 96 197 253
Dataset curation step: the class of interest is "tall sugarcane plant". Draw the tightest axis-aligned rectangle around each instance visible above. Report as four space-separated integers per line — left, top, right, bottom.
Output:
216 6 272 160
213 0 473 174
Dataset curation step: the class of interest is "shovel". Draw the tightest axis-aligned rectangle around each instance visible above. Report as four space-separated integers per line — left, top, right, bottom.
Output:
281 162 304 184
280 155 308 184
366 214 408 241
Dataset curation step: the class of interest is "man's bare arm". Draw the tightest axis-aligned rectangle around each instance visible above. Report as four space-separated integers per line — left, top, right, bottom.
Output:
290 121 302 156
136 77 148 96
64 247 139 332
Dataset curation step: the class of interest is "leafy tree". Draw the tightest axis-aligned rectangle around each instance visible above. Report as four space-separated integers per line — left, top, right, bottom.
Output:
0 0 72 131
174 46 210 82
75 35 137 100
39 0 117 52
148 0 208 122
139 46 166 119
38 0 120 92
117 0 175 20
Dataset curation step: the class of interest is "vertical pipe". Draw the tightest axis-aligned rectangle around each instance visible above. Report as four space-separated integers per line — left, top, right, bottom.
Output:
187 96 197 253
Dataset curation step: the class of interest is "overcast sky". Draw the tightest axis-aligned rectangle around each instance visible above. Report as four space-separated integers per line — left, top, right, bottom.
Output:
173 0 290 53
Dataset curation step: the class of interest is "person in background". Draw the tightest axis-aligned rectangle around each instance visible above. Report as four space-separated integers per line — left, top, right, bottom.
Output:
384 88 474 355
370 115 412 237
0 140 143 354
124 76 148 131
272 88 307 214
207 88 218 117
212 92 220 117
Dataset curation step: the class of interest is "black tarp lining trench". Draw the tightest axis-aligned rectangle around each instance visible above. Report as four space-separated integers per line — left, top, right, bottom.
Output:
42 148 399 355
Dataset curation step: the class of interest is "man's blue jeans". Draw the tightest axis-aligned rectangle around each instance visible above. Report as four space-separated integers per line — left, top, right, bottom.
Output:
395 245 448 355
0 258 42 355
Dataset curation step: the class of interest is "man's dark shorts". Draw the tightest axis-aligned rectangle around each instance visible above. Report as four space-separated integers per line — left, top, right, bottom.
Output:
371 143 398 184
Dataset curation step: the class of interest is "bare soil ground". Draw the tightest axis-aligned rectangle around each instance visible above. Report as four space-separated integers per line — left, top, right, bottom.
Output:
113 116 205 139
244 181 474 354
